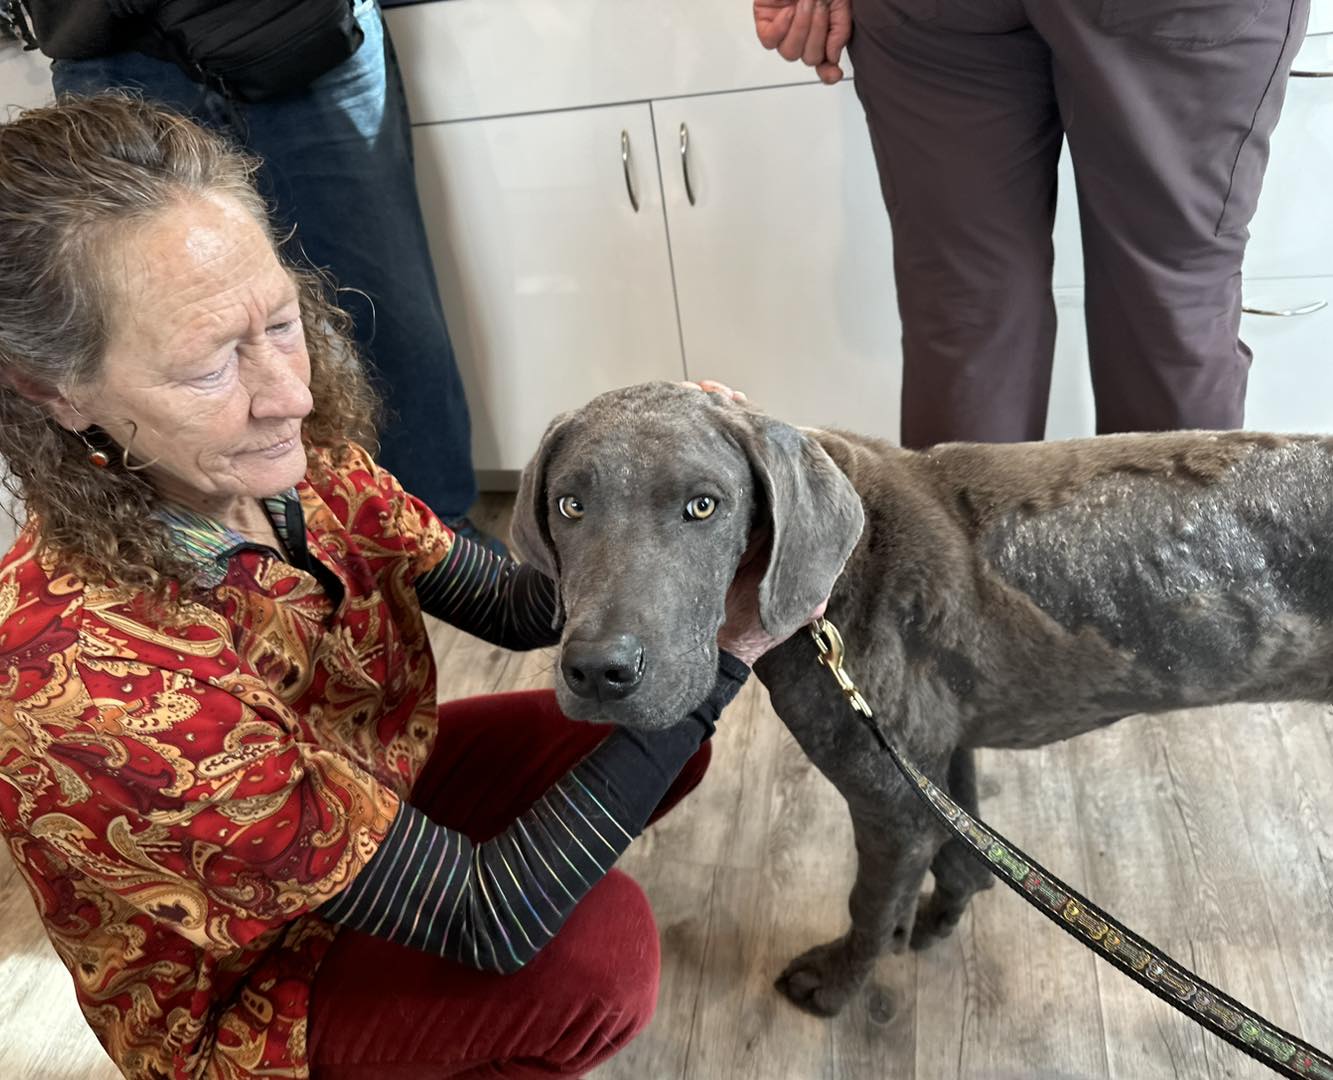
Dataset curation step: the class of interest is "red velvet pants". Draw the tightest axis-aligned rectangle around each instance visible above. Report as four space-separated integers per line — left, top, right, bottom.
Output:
307 690 711 1078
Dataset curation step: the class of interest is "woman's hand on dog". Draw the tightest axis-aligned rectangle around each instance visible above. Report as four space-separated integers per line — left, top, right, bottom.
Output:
681 378 748 405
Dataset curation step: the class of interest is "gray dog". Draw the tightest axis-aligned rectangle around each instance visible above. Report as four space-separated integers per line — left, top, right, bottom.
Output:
511 381 1333 1018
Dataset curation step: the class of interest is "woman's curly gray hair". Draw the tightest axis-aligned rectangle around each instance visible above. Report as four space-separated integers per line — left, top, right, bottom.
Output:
0 93 380 595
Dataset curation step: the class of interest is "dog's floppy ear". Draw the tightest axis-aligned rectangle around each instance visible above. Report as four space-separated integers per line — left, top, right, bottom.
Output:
728 407 864 640
510 411 573 583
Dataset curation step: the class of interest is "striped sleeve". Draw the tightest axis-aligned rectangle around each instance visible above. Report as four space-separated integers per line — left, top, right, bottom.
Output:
414 531 560 649
317 652 749 972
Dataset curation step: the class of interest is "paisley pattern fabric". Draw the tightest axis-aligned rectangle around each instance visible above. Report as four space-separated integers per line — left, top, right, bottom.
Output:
0 444 452 1079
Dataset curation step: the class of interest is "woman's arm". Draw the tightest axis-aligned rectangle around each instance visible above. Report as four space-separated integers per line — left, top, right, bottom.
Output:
414 531 561 650
317 652 748 972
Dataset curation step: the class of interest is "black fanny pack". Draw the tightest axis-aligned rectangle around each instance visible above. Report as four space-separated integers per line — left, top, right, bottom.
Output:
140 0 365 102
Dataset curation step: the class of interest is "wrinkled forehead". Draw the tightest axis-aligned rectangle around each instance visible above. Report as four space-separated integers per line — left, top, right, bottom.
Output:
546 411 748 497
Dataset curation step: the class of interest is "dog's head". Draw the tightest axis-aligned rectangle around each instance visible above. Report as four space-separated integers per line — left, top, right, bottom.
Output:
512 382 864 729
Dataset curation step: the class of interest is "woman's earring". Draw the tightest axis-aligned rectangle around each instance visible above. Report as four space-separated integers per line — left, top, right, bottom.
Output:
67 403 112 468
120 420 157 472
76 430 111 468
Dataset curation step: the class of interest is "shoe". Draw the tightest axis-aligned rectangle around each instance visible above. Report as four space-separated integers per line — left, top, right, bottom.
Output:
445 515 510 560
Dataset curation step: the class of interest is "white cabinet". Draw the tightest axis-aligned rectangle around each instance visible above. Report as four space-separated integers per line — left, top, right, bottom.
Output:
1247 34 1333 281
393 1 906 474
412 79 904 472
413 104 685 472
1241 279 1333 434
661 82 901 441
385 0 815 124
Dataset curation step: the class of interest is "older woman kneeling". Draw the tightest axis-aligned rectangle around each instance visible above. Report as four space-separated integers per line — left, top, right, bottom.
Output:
0 96 795 1080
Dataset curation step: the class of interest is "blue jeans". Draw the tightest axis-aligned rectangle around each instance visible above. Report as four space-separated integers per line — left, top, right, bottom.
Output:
52 0 477 519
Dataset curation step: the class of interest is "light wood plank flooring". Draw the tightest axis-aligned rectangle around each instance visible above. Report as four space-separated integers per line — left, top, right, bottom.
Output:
2 494 1331 1079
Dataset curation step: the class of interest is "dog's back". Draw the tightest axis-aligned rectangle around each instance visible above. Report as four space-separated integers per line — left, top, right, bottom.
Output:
815 429 1333 748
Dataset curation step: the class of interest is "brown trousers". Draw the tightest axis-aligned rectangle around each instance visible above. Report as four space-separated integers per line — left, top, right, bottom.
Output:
848 0 1312 447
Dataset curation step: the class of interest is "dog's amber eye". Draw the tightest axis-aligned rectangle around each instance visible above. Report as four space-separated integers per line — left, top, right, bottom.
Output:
684 495 717 521
556 495 585 520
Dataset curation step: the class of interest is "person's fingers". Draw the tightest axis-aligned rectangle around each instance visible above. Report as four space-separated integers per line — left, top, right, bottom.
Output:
696 379 750 403
683 378 750 404
803 1 830 68
827 0 852 61
815 61 844 84
778 0 815 62
753 3 797 49
817 0 851 82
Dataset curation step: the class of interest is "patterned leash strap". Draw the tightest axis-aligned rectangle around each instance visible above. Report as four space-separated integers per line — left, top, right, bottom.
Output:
808 617 1333 1080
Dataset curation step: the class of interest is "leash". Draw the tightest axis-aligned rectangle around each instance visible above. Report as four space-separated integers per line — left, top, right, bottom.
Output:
808 617 1333 1080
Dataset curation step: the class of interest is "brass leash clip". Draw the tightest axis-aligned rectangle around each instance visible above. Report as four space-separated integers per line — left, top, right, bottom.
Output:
809 617 874 719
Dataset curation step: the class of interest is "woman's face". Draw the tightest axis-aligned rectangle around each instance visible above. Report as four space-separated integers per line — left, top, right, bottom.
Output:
64 192 314 513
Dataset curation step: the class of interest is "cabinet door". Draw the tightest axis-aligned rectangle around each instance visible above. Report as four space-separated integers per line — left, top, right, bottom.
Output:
659 82 903 441
1242 279 1333 433
1244 33 1333 281
413 104 684 473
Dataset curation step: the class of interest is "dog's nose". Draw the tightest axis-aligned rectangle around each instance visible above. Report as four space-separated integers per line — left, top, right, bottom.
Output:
561 634 646 701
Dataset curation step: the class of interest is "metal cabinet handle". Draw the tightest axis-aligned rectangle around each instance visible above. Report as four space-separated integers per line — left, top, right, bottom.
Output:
679 123 696 206
621 130 639 213
1241 300 1328 317
1291 30 1333 76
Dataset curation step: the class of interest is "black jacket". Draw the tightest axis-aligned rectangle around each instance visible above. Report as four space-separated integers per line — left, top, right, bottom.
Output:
20 1 364 101
21 0 151 60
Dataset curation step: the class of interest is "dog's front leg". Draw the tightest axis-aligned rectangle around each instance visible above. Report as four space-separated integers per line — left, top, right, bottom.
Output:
776 789 945 1017
757 637 950 1017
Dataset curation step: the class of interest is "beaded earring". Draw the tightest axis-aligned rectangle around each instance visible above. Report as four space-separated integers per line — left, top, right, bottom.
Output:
76 430 111 468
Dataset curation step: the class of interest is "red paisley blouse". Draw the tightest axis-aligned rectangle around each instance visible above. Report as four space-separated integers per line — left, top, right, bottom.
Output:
0 444 452 1078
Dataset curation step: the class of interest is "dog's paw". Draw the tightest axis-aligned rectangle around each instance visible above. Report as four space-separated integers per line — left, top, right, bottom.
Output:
908 890 965 951
775 937 870 1017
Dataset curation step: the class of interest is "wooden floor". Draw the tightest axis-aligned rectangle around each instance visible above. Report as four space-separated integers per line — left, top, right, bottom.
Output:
2 494 1331 1079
